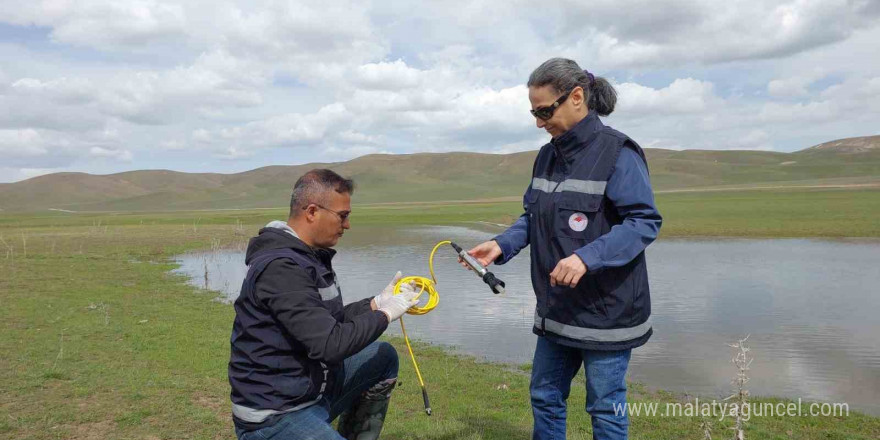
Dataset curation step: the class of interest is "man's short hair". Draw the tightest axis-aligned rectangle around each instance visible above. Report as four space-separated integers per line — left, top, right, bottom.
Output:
289 169 355 218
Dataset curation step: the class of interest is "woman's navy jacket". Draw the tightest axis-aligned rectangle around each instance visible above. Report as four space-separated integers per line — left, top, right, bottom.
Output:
493 112 662 351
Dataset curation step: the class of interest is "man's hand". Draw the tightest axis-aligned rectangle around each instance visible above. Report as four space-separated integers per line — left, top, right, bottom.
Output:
549 254 588 288
373 271 416 310
378 289 419 323
461 240 502 270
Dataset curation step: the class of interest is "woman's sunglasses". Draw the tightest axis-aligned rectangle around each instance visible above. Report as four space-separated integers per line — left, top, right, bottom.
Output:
530 89 573 121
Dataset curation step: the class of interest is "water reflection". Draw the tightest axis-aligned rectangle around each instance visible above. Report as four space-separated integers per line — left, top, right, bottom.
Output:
173 227 880 415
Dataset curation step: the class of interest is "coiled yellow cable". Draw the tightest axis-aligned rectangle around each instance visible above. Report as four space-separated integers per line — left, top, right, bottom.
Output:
392 240 450 415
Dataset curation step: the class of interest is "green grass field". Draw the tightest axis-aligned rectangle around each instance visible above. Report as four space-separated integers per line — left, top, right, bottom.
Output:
2 187 879 439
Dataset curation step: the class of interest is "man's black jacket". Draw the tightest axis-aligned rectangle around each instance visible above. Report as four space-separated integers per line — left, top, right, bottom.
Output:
228 224 388 427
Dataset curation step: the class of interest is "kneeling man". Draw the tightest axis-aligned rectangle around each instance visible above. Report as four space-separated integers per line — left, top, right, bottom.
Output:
229 169 418 440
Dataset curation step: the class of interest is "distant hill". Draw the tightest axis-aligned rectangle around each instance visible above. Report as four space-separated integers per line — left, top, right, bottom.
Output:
799 135 880 154
1 135 878 212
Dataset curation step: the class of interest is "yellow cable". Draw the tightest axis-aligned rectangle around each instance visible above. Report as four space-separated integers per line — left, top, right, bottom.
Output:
392 240 450 415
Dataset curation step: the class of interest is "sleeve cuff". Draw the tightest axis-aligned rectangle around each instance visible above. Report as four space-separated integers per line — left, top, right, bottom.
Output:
491 236 512 265
575 245 603 273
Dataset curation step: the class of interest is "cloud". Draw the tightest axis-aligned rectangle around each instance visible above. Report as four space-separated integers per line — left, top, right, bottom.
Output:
221 102 353 147
0 128 50 156
0 128 80 168
0 0 878 181
214 146 253 160
211 0 387 72
0 125 135 171
353 60 423 90
89 146 133 161
758 75 880 124
559 0 880 68
768 77 812 98
0 49 265 133
616 78 718 116
98 50 266 125
759 100 835 123
1 0 188 49
159 139 186 150
12 77 97 104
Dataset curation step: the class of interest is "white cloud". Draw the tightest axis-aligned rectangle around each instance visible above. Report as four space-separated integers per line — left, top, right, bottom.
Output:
354 60 423 90
616 78 718 116
98 50 265 124
191 129 212 143
12 77 97 104
220 102 353 147
214 146 253 160
89 146 133 161
1 0 188 48
758 75 880 124
0 129 50 156
159 139 186 150
0 0 878 181
820 76 880 113
559 0 880 68
759 100 836 123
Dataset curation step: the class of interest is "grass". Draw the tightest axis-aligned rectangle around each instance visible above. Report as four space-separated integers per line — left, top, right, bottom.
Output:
655 187 880 238
2 186 878 238
1 187 879 439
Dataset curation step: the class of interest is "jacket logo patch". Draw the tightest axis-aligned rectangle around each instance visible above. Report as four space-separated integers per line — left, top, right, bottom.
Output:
568 212 588 232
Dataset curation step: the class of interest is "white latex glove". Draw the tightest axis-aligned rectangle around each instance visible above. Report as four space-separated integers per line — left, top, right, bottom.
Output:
374 271 416 310
378 289 419 323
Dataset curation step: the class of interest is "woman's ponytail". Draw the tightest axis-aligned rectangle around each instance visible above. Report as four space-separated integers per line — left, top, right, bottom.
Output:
588 75 617 117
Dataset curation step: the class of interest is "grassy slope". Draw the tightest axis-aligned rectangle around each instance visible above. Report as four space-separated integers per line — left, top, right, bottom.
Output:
2 209 878 440
2 138 879 212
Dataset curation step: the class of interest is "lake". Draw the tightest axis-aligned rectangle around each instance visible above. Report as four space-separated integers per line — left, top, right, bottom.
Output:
173 225 880 415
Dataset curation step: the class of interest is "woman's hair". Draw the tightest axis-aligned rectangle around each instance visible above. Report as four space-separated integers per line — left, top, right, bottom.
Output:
527 57 617 116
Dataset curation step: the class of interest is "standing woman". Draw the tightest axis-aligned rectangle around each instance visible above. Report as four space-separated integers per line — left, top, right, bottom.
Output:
467 58 662 440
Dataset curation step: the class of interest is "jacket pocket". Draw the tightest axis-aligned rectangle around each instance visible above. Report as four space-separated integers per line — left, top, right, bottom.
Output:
595 267 630 321
275 371 313 402
553 193 601 241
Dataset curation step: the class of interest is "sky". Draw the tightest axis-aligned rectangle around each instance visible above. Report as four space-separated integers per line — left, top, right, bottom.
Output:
1 0 879 183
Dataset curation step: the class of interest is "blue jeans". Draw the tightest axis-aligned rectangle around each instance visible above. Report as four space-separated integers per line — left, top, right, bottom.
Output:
530 336 631 440
235 341 399 440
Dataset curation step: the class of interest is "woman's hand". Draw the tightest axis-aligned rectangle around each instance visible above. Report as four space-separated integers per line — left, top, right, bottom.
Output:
461 240 502 270
550 254 587 288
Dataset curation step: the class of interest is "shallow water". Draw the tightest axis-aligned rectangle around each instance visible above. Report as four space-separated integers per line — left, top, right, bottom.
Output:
174 225 880 415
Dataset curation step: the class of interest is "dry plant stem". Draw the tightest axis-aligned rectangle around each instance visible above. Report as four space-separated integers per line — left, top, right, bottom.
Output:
52 330 65 371
701 418 713 440
0 234 13 259
724 335 752 440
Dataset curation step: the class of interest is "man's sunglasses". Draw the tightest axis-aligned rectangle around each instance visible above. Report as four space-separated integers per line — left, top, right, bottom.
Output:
530 89 573 121
304 204 351 222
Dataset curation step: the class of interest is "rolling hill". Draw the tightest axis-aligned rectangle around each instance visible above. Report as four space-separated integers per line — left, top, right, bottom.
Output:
1 135 878 212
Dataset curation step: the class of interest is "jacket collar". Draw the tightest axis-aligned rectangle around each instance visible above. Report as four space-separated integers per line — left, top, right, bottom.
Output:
550 112 603 160
263 221 337 263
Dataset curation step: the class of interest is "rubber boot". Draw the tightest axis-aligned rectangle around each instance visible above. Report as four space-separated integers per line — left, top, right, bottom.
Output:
337 378 397 440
